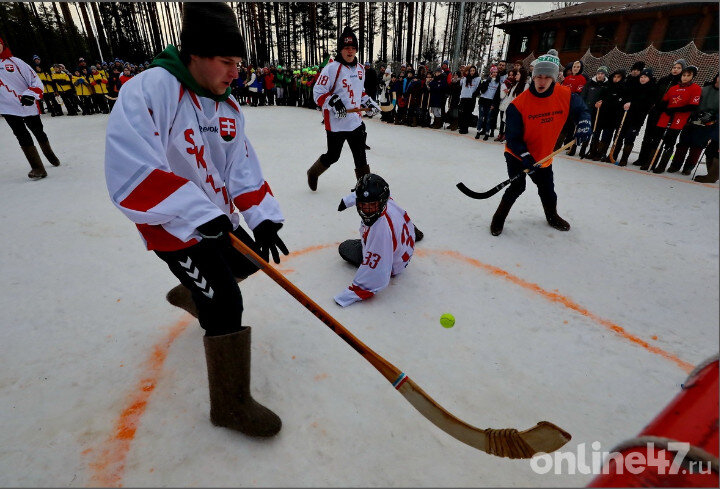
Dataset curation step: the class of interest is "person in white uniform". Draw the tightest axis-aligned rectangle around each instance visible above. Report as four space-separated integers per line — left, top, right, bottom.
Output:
104 3 287 438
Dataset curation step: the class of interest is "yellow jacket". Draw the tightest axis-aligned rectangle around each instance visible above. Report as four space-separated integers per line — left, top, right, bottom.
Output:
89 73 108 94
37 71 56 93
51 72 73 93
72 75 92 96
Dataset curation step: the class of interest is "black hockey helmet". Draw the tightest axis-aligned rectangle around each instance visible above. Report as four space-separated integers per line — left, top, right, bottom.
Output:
354 173 390 226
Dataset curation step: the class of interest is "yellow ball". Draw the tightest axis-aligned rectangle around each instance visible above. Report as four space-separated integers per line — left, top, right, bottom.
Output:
440 313 455 328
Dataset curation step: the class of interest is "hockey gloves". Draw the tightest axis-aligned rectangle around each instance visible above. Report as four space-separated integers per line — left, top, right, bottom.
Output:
197 214 233 248
338 199 348 211
328 94 347 119
363 99 381 117
253 220 289 264
520 152 538 172
574 119 592 145
20 95 36 106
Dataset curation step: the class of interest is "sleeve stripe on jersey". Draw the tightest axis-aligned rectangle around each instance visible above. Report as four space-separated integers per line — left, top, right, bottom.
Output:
233 181 274 211
349 284 374 300
119 168 189 212
29 87 43 96
317 92 331 108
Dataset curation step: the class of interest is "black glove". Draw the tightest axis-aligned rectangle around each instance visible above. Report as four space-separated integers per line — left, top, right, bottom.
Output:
338 198 348 211
520 152 537 172
20 95 36 106
253 220 289 264
328 94 346 119
197 215 233 246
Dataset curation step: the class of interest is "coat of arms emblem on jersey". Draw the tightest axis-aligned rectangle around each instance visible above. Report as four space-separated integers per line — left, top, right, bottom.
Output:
219 117 236 141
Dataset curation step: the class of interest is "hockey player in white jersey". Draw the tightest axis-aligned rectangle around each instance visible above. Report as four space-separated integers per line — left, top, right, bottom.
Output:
0 35 61 179
306 26 381 191
104 3 287 438
335 173 423 307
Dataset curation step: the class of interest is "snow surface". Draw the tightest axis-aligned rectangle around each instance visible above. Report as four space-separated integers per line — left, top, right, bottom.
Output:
1 106 718 487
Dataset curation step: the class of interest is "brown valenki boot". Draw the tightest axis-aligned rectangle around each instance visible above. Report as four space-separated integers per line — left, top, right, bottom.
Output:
307 156 329 191
203 327 281 436
38 140 61 167
490 197 515 236
354 164 370 181
21 146 47 180
694 155 719 183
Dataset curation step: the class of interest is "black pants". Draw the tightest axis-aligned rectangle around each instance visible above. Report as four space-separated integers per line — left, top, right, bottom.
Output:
501 152 557 208
155 226 260 336
92 93 109 114
3 114 49 147
458 98 476 133
320 123 368 169
44 93 62 115
58 91 79 115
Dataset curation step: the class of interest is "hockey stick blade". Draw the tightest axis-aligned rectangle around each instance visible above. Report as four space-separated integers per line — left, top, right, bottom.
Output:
457 141 576 200
229 233 572 458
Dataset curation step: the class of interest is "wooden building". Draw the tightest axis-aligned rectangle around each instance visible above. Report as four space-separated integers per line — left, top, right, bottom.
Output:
498 1 719 66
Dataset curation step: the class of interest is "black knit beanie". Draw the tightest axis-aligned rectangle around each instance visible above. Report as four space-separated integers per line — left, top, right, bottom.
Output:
180 2 244 57
338 26 358 53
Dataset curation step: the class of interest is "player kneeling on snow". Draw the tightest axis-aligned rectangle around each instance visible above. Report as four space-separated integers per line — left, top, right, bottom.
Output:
335 174 423 306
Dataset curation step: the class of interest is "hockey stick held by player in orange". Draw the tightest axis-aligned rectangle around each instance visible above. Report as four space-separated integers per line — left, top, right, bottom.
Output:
228 233 572 458
457 140 576 200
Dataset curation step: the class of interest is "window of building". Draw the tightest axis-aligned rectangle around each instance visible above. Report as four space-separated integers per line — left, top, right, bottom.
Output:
520 35 529 53
662 15 701 51
625 19 654 53
564 25 584 51
703 15 718 53
590 23 618 54
538 29 556 53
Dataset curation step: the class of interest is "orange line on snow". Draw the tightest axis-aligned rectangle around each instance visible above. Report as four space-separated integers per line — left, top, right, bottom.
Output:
86 243 693 485
85 317 193 487
414 248 694 373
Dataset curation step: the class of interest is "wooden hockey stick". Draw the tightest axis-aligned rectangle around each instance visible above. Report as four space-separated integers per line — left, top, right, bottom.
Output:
608 110 628 164
347 105 394 113
228 233 571 458
647 120 674 172
457 141 576 200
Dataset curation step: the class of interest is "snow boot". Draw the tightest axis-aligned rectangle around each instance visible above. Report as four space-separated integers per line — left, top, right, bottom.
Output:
636 140 655 169
694 154 719 183
587 138 600 160
354 164 370 182
22 146 47 180
204 328 282 437
567 143 577 157
474 131 481 140
490 197 514 236
448 120 458 131
578 141 589 159
338 239 363 266
432 118 443 129
483 130 493 141
307 156 329 191
542 201 571 231
38 140 61 167
617 143 633 167
596 141 611 162
667 145 688 173
682 147 704 175
413 225 424 242
653 148 672 173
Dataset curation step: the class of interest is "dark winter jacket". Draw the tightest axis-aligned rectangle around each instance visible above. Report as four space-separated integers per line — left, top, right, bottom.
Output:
580 76 608 116
448 79 461 109
364 66 378 99
597 70 626 129
624 78 657 129
405 78 423 107
427 74 447 107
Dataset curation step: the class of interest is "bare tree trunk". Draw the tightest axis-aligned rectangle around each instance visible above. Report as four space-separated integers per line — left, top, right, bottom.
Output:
397 2 404 63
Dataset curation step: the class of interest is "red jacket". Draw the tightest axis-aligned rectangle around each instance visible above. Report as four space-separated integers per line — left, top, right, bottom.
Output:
657 82 702 130
263 73 275 89
562 74 587 94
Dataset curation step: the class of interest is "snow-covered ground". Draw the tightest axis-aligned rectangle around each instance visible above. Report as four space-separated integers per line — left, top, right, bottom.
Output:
1 106 717 487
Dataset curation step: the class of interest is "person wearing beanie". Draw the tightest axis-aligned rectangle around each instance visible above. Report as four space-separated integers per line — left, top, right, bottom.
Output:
104 2 288 438
633 60 685 167
642 65 702 172
0 36 62 179
613 67 657 166
668 70 716 175
590 68 626 162
488 49 592 236
307 26 381 191
578 66 609 158
625 60 645 93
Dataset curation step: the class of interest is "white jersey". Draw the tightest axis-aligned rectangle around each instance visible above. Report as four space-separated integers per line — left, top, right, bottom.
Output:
0 56 43 117
313 59 373 132
104 67 283 252
334 195 416 307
